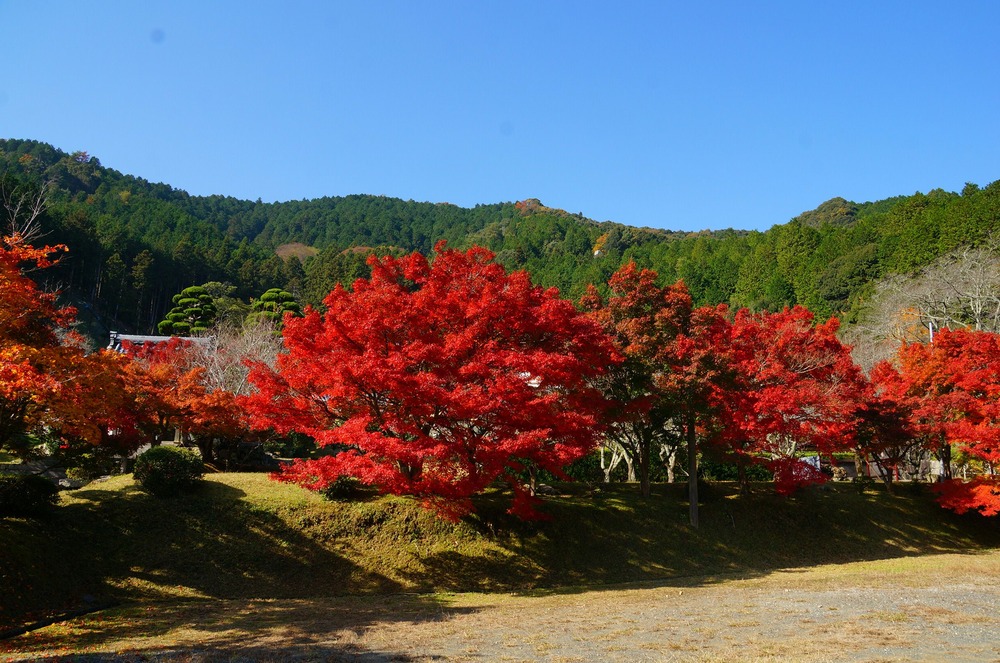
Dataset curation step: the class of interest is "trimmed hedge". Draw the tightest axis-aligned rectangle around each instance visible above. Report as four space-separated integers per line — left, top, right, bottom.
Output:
0 474 59 517
133 446 204 497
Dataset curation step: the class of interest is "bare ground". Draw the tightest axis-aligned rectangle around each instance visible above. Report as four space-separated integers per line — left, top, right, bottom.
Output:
3 552 1000 662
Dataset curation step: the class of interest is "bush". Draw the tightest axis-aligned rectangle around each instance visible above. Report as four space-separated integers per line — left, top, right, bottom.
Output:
0 474 59 517
321 474 364 500
699 459 773 482
133 446 204 497
263 432 317 459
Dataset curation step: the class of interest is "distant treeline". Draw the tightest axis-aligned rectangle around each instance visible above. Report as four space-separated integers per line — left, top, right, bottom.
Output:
2 138 998 338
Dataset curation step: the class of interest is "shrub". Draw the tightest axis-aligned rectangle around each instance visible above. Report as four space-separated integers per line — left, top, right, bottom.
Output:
133 446 204 497
263 432 317 459
321 474 363 500
0 474 59 517
699 459 773 482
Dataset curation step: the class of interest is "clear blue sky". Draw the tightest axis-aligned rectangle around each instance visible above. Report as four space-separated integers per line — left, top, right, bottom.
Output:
2 1 997 232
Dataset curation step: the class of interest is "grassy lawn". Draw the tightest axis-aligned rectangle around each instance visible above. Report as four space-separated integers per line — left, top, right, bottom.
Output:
2 473 999 654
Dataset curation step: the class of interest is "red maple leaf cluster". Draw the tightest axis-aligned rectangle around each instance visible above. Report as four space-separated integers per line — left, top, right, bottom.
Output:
244 242 617 518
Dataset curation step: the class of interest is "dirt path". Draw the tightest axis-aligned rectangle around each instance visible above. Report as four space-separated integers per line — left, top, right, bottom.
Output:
3 553 1000 662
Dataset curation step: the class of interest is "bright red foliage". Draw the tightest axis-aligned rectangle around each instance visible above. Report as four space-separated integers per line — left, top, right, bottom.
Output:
855 361 922 489
581 262 730 505
0 234 145 458
713 306 864 493
895 329 1000 515
245 243 617 518
120 338 249 458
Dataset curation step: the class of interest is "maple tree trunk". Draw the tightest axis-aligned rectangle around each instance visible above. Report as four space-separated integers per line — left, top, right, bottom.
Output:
738 461 750 496
686 408 698 528
638 433 651 498
196 437 215 465
939 441 952 480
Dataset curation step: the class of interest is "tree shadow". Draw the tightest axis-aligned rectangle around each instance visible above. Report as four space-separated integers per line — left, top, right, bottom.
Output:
5 477 1000 660
399 480 1000 598
2 479 482 660
2 479 405 631
5 595 471 662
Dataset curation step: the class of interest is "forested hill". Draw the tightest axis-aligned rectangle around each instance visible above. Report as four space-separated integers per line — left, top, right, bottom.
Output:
2 138 999 341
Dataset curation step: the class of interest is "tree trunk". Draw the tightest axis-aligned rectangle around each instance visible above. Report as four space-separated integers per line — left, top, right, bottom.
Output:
196 437 216 464
638 432 651 498
939 441 952 480
738 460 750 496
686 408 698 528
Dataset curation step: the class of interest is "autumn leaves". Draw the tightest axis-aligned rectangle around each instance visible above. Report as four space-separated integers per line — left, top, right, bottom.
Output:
4 235 999 520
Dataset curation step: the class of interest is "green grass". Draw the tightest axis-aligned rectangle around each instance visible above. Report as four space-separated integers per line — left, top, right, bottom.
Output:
2 474 998 631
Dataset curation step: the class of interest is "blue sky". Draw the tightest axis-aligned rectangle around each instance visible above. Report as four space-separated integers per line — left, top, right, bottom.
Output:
2 1 998 232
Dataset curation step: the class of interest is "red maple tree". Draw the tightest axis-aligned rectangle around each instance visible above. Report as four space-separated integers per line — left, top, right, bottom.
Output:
119 338 252 463
244 242 617 518
894 329 1000 515
0 233 145 462
581 261 730 525
713 306 864 494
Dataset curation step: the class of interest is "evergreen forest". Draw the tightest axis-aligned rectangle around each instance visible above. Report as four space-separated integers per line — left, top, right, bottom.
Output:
2 138 999 345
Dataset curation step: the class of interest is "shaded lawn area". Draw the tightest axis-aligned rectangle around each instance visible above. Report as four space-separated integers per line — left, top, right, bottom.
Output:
2 474 999 637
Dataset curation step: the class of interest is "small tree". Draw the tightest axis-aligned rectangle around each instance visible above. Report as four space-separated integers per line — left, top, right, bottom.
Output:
581 262 730 511
896 329 1000 516
713 307 864 495
246 288 302 328
157 285 217 336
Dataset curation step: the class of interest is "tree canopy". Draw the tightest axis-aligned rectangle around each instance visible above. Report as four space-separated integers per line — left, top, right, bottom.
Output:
244 242 618 518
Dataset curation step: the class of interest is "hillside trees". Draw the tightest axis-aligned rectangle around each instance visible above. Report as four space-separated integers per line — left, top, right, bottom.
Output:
244 243 618 518
7 138 1000 347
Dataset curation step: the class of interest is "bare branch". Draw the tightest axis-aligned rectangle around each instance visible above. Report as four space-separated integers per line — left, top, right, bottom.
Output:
0 174 54 245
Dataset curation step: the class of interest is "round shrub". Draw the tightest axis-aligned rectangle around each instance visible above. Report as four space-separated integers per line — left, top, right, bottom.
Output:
0 474 59 517
133 446 204 497
321 474 363 500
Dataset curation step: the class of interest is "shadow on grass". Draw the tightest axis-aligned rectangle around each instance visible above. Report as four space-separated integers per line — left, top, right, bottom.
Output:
402 480 1000 597
5 476 1000 659
2 595 470 662
1 479 403 632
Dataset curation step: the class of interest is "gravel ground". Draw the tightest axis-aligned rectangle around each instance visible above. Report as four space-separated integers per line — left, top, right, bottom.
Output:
4 555 1000 662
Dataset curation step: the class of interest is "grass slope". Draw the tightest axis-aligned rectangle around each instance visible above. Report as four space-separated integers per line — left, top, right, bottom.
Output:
2 474 998 631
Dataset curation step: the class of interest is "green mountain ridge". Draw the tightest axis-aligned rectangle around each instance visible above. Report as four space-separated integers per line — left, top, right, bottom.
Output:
2 138 998 342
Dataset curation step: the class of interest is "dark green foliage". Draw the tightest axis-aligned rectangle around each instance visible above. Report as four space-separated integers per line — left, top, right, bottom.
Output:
321 475 364 501
132 446 204 497
246 287 302 327
0 474 59 517
2 138 999 341
157 285 216 335
263 433 317 459
699 460 773 482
